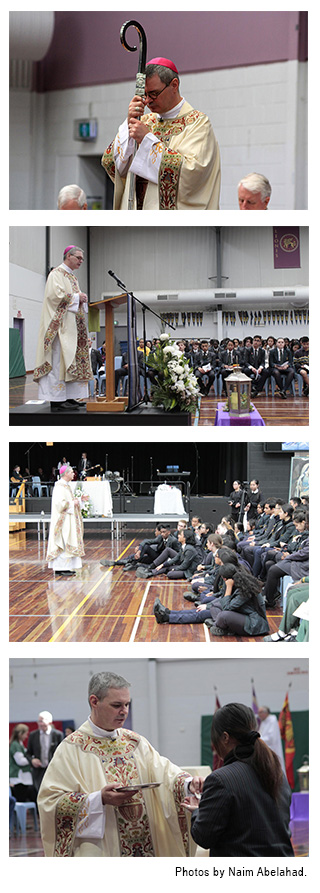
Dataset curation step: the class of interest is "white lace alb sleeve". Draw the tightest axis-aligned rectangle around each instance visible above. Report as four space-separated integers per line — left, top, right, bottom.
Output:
75 791 106 839
114 119 162 184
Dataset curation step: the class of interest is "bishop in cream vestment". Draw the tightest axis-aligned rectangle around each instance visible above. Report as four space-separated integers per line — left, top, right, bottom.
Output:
34 255 92 403
47 471 85 572
102 59 220 210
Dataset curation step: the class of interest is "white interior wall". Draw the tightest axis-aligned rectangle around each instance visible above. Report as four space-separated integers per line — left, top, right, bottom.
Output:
90 226 309 293
9 61 308 210
9 658 308 765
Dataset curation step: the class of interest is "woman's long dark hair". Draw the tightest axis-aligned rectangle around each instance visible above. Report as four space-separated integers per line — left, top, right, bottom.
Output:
211 703 283 800
216 547 239 565
220 562 263 599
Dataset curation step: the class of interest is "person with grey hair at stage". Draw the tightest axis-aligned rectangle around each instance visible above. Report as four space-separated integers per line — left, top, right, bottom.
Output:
238 173 272 210
102 58 220 210
33 245 92 412
57 184 87 210
37 671 203 857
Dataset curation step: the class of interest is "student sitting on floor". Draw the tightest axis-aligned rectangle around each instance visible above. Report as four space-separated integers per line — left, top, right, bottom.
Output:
184 544 240 602
154 562 269 638
144 527 199 580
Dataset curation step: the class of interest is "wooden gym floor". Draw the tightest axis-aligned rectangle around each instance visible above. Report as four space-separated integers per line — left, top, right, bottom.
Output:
9 374 308 426
9 817 309 858
10 528 285 644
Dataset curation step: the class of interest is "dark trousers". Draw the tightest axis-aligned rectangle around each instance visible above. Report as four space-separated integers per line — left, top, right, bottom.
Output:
243 367 269 393
139 543 159 564
11 782 37 802
151 547 178 569
271 367 294 391
195 370 215 394
115 367 128 393
263 564 288 604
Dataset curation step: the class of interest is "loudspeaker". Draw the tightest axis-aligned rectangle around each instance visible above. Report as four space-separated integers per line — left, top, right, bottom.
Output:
190 496 230 522
124 496 154 513
26 497 51 513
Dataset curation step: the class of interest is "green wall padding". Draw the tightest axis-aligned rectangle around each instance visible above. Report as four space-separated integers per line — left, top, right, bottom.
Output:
9 328 26 378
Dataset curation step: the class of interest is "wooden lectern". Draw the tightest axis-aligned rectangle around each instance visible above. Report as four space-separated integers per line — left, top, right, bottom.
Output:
87 294 128 413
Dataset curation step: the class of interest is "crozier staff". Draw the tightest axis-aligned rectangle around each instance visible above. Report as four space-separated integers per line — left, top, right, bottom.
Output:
38 671 203 857
102 43 220 210
182 702 294 857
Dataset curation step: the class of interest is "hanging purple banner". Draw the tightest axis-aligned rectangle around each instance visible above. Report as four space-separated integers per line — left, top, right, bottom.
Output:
273 227 300 269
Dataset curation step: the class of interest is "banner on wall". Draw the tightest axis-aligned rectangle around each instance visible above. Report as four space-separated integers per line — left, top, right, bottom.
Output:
273 227 300 269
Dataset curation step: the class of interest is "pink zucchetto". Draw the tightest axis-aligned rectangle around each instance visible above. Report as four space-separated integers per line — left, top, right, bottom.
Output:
63 245 76 258
147 57 179 74
59 465 69 476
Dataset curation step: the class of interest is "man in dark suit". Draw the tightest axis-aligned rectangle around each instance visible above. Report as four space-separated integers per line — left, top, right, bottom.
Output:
26 711 63 792
219 340 240 393
269 337 294 398
241 335 269 396
78 452 92 477
193 340 218 396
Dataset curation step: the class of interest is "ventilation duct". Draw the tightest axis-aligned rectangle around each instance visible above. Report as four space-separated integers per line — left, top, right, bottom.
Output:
9 11 54 60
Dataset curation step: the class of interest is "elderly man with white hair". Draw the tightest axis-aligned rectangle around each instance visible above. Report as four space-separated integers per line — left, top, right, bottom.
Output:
57 184 87 209
26 711 63 792
238 172 272 210
46 464 86 576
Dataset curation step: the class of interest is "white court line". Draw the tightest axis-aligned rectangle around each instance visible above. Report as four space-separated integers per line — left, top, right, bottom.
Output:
130 580 212 643
129 581 151 642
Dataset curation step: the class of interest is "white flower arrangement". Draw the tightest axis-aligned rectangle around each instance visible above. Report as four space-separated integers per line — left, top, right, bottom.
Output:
147 336 200 413
74 484 93 518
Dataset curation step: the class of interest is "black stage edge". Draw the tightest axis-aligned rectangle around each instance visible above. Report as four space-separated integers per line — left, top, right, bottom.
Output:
10 403 192 427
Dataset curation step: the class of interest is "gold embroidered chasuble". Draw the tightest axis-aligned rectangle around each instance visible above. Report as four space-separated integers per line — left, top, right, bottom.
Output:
102 101 220 210
46 479 85 562
33 265 92 384
37 722 196 857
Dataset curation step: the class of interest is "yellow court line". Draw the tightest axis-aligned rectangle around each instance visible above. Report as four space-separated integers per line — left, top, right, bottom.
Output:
49 539 135 642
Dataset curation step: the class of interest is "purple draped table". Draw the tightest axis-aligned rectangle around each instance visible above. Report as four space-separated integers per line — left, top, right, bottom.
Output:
290 792 309 822
214 402 266 427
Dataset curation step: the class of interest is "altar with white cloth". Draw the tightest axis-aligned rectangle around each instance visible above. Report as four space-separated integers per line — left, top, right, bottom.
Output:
153 484 185 515
70 480 113 516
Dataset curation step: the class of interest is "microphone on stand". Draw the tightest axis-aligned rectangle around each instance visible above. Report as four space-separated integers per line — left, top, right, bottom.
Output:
108 270 127 291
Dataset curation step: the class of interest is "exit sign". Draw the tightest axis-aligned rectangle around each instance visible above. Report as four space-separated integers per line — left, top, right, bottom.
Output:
74 118 98 141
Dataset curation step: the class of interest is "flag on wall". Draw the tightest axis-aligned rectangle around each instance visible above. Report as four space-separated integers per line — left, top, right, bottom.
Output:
273 227 301 269
279 691 296 788
212 692 223 771
251 679 259 723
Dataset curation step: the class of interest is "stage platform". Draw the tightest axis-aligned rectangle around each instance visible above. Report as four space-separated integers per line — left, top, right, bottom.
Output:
9 401 192 426
9 512 189 541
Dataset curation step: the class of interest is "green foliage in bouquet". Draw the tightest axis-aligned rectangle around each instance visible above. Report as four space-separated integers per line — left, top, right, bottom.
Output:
147 334 200 413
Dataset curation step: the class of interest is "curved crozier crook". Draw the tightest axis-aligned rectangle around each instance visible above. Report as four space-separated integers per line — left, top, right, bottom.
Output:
120 20 147 74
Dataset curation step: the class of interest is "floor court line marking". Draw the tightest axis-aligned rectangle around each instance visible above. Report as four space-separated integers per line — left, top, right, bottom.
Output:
48 540 135 642
129 582 151 643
